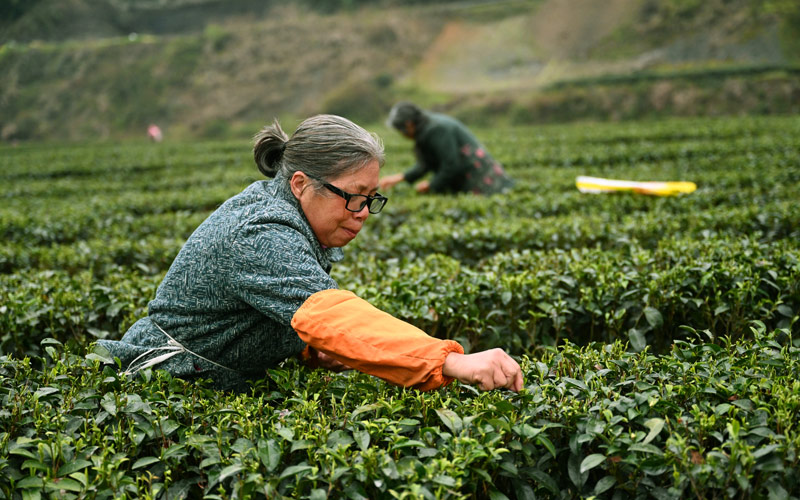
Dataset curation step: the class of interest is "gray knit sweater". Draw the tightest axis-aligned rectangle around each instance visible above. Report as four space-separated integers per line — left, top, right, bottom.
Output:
97 178 342 391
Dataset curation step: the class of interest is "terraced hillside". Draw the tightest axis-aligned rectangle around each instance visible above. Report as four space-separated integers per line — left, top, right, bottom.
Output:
1 0 797 141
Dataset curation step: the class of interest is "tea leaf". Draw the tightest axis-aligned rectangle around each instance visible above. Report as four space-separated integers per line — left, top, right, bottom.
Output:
580 454 606 474
594 476 616 495
279 464 313 480
132 457 160 470
642 418 665 445
435 408 462 434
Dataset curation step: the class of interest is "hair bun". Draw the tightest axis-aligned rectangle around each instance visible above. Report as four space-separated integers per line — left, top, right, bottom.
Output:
253 120 289 178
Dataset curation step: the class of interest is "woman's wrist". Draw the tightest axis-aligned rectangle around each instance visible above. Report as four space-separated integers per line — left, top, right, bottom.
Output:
442 349 524 392
442 351 464 380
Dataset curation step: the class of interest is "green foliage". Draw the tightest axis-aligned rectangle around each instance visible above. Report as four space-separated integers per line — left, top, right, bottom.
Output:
639 0 704 23
321 78 394 125
544 64 800 91
0 34 204 141
0 0 44 23
2 0 795 142
298 0 465 14
203 24 232 52
1 326 799 497
1 116 800 496
2 116 799 357
764 0 800 57
499 66 800 125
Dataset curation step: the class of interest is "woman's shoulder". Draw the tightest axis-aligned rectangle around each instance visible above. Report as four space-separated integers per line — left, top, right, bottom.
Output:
219 180 297 221
225 180 320 250
189 180 303 244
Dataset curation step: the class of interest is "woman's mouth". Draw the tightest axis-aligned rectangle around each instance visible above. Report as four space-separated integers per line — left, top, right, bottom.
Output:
342 227 360 239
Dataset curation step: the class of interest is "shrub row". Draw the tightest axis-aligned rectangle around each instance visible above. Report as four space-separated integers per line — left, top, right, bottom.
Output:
1 117 799 359
5 233 795 360
2 115 800 498
1 325 798 498
338 236 799 354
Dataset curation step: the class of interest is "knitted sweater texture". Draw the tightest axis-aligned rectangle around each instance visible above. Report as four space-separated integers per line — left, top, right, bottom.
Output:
97 179 341 391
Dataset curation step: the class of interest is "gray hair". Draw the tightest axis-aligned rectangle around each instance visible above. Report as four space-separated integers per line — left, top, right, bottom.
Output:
253 114 384 182
386 101 428 131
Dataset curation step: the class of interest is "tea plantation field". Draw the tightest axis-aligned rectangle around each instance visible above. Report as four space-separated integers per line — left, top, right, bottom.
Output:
1 115 799 499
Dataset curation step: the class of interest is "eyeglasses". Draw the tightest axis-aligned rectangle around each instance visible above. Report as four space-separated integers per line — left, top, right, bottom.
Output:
310 176 388 214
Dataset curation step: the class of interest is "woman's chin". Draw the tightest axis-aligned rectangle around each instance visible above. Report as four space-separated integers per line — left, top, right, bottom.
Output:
324 236 354 249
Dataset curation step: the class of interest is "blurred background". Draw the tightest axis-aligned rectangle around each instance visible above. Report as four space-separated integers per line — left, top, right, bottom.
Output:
1 0 798 143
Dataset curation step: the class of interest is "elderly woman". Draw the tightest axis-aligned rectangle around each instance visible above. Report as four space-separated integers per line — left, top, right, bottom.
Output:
98 115 523 393
379 102 515 195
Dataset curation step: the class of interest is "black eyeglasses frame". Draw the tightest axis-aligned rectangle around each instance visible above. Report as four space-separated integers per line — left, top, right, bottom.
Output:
309 176 388 214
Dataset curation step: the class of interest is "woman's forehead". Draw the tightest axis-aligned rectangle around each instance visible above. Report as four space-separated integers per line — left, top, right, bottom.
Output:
331 160 380 190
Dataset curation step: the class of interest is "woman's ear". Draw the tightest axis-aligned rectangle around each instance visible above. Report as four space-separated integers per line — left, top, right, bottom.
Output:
289 171 310 199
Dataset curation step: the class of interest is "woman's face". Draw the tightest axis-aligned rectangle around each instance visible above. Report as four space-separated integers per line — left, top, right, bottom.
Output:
291 160 380 248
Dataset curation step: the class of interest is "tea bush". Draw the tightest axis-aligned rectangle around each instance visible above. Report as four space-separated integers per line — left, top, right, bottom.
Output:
1 115 800 497
1 326 798 498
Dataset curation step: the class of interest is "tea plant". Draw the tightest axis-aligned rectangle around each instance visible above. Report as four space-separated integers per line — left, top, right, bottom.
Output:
1 325 798 498
1 115 800 497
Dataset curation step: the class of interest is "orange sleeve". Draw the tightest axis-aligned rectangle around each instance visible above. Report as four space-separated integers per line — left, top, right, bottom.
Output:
291 289 464 391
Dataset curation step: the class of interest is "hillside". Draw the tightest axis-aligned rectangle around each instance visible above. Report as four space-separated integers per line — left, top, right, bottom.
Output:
1 0 798 142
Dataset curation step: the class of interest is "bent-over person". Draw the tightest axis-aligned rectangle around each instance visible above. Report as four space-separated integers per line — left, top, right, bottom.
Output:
379 101 514 195
98 115 523 393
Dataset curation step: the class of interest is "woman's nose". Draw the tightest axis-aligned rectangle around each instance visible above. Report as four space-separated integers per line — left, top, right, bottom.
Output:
354 204 369 220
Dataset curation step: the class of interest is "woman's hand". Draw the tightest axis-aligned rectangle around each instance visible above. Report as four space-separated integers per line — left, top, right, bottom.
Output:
415 180 430 193
316 351 352 372
303 347 352 372
442 348 523 392
378 173 405 191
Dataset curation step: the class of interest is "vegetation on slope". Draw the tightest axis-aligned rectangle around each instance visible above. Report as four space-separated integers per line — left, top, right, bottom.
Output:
1 0 798 142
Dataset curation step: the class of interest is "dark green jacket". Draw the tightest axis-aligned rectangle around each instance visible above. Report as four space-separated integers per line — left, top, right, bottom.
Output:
404 112 514 194
97 179 342 391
